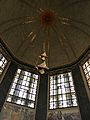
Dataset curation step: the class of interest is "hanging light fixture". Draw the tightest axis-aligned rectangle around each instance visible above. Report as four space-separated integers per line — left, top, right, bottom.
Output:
36 51 49 74
35 33 49 74
35 10 53 74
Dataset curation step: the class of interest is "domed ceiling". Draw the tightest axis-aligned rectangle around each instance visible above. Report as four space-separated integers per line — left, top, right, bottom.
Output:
0 0 90 68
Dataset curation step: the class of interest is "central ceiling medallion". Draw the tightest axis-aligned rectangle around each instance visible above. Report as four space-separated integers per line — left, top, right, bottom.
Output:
40 10 56 27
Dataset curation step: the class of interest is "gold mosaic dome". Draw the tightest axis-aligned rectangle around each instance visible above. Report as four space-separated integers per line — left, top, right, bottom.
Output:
0 0 90 68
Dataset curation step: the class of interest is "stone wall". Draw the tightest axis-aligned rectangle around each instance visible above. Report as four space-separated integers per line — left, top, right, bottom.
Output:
48 108 81 120
0 102 82 120
0 102 35 120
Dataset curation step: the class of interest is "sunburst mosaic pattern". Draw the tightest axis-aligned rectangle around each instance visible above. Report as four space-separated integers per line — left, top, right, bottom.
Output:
0 0 90 67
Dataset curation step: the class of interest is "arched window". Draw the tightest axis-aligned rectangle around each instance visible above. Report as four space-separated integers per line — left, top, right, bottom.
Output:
0 53 8 76
7 68 39 108
82 58 90 89
49 72 77 109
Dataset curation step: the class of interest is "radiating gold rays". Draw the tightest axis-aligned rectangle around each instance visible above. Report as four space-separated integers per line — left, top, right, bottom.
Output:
20 25 42 58
0 0 90 67
0 16 35 35
0 16 34 26
58 17 90 37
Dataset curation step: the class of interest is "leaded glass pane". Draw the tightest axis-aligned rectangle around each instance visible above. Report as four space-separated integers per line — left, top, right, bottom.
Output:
7 69 39 108
82 58 90 88
49 72 77 109
0 53 7 76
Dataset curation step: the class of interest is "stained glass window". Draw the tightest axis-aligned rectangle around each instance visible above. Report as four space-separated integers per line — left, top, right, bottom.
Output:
0 53 8 76
49 72 77 109
82 58 90 88
7 69 39 108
